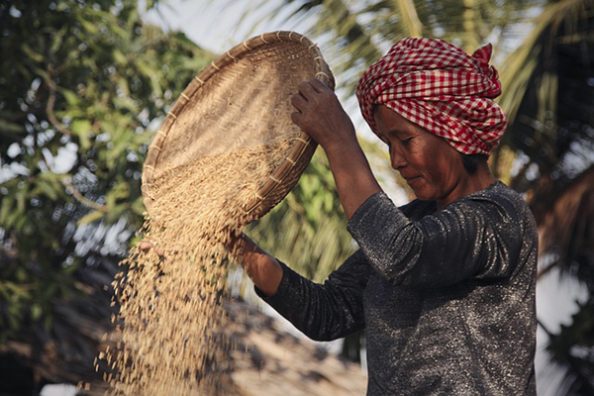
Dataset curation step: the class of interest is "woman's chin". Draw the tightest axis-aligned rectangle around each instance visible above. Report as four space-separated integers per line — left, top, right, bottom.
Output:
406 179 429 201
410 185 438 202
414 192 433 201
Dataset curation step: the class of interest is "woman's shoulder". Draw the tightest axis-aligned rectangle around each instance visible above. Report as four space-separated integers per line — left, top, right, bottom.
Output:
401 181 535 225
460 181 536 228
467 180 519 200
464 181 527 209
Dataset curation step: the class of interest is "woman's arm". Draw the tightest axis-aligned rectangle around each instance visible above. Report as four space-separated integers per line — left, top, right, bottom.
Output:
291 79 381 219
231 235 369 341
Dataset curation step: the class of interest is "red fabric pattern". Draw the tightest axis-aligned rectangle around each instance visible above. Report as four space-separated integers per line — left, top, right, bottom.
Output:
356 37 507 155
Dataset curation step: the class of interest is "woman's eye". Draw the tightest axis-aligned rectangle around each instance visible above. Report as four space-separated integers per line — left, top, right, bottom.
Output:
401 137 413 145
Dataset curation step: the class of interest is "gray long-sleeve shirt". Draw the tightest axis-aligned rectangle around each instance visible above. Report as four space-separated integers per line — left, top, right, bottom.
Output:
257 181 537 395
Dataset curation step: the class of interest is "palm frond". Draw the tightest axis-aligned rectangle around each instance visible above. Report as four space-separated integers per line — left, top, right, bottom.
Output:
499 0 591 136
535 165 594 282
392 0 424 37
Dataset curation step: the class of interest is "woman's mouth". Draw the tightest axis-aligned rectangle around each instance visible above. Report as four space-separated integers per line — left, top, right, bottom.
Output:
404 175 420 183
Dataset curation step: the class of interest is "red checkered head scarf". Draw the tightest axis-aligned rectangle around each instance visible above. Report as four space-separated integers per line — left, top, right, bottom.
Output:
356 37 506 155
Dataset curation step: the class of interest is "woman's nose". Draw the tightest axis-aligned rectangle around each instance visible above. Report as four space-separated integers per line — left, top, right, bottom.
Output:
390 145 406 170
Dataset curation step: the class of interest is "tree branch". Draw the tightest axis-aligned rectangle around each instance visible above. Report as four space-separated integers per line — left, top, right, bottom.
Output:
42 65 73 136
537 318 554 337
62 177 107 213
46 90 72 136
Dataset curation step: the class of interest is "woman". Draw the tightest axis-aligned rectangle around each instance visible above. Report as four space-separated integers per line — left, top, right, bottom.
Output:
235 37 537 395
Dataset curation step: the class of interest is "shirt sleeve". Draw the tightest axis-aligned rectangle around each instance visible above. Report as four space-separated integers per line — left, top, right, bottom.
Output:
255 250 370 341
347 191 521 288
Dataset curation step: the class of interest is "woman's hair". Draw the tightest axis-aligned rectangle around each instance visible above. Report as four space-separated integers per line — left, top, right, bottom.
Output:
461 154 488 174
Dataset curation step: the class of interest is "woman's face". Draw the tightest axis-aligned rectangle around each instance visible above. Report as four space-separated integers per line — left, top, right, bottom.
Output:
373 105 468 204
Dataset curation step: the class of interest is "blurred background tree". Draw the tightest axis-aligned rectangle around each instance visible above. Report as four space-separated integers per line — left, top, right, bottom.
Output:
0 0 354 392
0 0 213 391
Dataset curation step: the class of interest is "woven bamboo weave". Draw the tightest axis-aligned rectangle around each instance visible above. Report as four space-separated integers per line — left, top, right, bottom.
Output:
142 31 335 221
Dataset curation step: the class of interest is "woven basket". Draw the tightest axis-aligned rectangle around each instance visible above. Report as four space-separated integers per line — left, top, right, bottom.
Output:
142 31 334 221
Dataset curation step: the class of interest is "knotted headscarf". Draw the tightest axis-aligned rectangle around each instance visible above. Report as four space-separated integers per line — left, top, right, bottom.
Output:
356 37 506 155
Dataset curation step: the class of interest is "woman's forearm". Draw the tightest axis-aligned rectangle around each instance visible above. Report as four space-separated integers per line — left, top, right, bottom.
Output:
324 139 382 219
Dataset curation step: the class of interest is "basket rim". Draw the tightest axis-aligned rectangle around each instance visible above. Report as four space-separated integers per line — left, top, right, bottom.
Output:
142 31 335 216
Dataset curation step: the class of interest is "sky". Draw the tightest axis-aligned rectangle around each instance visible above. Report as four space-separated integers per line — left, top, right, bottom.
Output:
140 2 591 395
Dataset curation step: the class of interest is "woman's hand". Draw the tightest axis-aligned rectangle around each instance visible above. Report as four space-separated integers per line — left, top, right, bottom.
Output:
290 78 382 219
290 79 357 151
226 233 283 297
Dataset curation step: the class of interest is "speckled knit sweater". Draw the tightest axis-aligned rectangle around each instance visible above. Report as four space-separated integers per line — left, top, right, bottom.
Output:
257 181 537 395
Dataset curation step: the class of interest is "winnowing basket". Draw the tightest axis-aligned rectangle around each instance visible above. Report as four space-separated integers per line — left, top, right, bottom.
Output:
142 31 334 221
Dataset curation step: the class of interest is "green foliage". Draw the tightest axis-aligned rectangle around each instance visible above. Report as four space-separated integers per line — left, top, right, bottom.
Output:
0 0 212 352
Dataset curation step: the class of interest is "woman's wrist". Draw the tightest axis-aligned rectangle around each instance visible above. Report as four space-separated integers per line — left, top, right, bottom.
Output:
322 134 362 159
245 252 283 296
227 233 283 296
237 236 283 296
314 118 357 153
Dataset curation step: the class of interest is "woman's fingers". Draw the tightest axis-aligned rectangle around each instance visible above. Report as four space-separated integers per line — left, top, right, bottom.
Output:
225 230 243 256
227 232 258 258
290 111 302 124
311 78 329 92
292 80 321 115
290 91 310 130
290 93 307 112
298 80 320 98
294 79 329 111
290 78 356 150
238 233 259 252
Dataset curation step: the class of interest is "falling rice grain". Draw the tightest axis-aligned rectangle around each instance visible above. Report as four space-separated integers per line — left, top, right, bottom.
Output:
101 139 292 395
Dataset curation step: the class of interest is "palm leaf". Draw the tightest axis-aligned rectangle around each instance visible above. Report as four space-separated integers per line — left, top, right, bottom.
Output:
536 165 594 282
392 0 424 37
499 0 587 131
